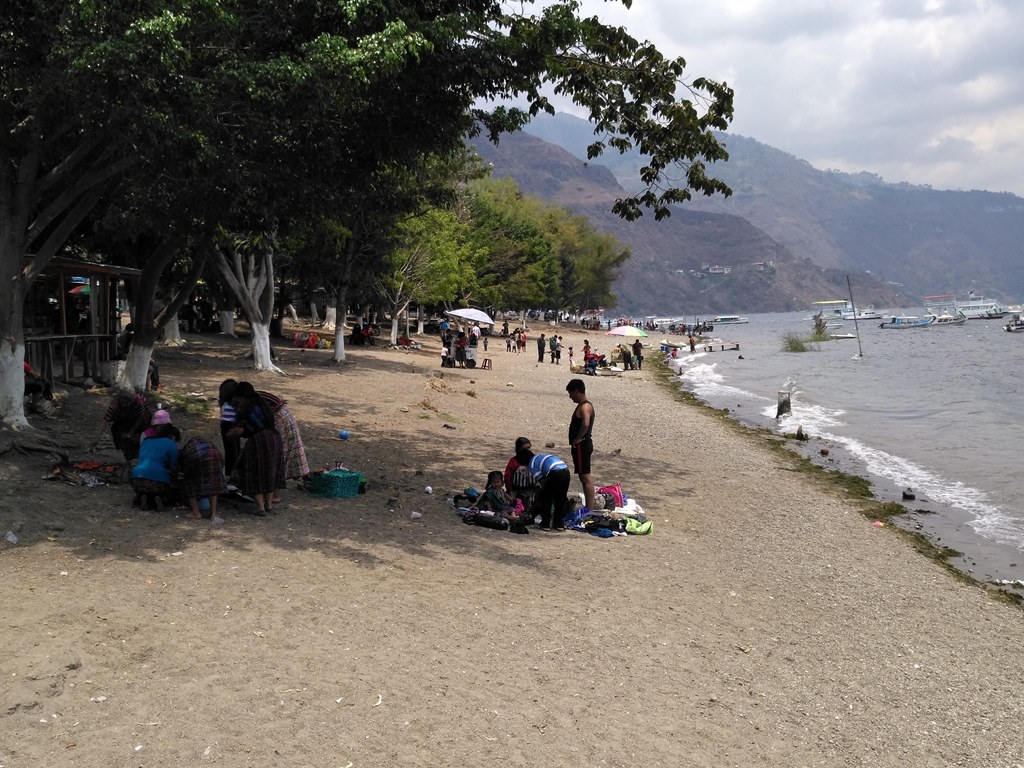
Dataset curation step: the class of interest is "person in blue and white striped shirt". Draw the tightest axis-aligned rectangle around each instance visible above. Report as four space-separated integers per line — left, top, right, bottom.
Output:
515 445 571 531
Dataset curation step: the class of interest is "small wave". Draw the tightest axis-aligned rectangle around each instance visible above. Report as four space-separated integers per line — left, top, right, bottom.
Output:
818 432 1024 550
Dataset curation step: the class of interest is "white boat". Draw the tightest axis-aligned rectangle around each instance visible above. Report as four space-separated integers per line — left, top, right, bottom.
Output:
930 311 968 327
806 299 880 322
1004 313 1024 333
808 300 848 321
709 315 749 325
925 293 1007 320
842 306 883 321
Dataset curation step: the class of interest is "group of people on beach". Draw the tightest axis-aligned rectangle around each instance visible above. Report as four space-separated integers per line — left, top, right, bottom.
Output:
95 379 309 521
469 378 595 532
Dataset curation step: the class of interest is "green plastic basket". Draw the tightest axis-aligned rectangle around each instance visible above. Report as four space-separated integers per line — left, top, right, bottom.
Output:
307 469 363 498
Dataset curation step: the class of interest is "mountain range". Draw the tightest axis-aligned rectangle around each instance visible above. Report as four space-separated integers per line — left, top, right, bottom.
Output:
472 113 1024 316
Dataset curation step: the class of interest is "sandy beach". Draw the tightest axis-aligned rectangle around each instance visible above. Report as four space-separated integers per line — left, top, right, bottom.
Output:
2 324 1023 767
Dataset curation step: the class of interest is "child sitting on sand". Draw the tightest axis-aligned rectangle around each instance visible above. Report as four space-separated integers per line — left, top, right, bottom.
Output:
470 471 529 533
478 471 514 513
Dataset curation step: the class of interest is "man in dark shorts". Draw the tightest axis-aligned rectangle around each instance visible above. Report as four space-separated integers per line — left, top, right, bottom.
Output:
565 378 596 511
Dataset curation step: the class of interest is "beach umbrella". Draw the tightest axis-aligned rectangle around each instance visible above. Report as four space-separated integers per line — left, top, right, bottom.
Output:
606 325 648 338
445 307 495 325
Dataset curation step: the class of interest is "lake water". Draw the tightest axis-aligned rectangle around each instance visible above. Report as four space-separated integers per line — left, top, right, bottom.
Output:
659 310 1024 588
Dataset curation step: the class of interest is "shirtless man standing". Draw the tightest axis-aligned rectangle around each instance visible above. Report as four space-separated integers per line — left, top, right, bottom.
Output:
565 378 596 512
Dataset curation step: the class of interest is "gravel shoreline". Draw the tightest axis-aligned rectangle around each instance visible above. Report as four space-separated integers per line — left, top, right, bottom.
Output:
2 323 1023 767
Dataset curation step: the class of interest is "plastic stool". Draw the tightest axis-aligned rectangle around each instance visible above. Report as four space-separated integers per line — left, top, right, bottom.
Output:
480 358 492 370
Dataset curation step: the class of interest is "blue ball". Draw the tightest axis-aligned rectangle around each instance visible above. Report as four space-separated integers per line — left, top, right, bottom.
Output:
339 430 350 440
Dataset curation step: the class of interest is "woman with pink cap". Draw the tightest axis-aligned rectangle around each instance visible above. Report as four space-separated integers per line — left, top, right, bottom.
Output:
130 409 180 511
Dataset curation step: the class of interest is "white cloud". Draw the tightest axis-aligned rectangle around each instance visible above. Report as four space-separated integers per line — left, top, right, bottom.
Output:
570 0 1024 194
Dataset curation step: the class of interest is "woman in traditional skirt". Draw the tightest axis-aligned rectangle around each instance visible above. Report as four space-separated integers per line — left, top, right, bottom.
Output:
229 382 284 516
178 436 226 524
257 389 309 486
93 388 154 463
129 410 180 511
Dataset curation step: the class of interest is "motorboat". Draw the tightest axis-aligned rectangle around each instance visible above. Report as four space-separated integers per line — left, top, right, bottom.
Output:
842 306 883 321
930 311 967 326
710 315 749 325
879 312 966 329
1004 313 1024 333
880 315 931 329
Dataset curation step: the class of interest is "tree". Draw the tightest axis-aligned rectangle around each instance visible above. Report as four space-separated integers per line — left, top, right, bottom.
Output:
377 208 470 345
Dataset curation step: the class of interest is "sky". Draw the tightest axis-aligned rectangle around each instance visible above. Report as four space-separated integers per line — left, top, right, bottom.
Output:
569 0 1024 195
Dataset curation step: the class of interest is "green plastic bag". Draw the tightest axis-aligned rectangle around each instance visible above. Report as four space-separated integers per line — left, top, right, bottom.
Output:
625 517 652 535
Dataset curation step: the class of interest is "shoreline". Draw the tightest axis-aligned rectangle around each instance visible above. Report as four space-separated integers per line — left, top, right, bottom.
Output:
661 354 1024 599
3 323 1024 766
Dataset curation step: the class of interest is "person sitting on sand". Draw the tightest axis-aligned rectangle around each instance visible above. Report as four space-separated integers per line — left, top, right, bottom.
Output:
130 410 180 511
23 361 52 411
479 470 515 512
504 436 538 511
478 470 530 533
178 436 227 524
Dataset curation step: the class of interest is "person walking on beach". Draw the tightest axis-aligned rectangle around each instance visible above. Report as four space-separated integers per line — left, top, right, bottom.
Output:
566 378 596 512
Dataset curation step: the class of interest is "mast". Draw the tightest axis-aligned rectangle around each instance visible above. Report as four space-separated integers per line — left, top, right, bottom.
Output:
847 275 864 358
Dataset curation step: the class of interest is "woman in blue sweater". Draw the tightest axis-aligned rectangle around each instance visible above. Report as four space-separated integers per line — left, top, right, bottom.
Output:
130 410 180 511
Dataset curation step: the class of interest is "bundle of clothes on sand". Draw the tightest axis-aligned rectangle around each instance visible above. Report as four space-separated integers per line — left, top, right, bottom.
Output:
453 438 651 537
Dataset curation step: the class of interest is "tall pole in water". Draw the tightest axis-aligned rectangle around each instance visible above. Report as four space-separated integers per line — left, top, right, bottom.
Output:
847 274 864 358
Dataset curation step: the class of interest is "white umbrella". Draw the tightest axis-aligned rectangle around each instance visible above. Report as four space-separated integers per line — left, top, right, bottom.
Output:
445 307 495 325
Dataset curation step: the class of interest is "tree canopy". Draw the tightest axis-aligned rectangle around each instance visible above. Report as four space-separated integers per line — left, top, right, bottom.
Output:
1 0 733 425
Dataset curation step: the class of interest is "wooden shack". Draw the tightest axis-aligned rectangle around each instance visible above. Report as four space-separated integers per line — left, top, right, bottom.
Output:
23 257 141 387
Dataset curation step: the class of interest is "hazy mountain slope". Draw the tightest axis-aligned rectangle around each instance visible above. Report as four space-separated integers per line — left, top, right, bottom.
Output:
472 130 906 315
521 113 1024 303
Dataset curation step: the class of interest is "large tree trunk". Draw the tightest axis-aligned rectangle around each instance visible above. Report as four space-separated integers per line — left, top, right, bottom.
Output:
330 236 359 364
309 300 321 325
415 307 425 336
287 304 300 324
324 302 336 331
219 310 236 336
0 340 29 429
250 322 276 371
118 342 154 391
162 311 186 346
332 277 348 363
212 240 283 373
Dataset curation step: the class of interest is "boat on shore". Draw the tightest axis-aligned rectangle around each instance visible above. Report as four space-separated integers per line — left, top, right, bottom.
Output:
925 293 1007 320
1004 313 1024 333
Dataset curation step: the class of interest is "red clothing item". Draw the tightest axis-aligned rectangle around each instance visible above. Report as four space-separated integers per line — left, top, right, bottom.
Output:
503 456 522 491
